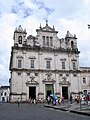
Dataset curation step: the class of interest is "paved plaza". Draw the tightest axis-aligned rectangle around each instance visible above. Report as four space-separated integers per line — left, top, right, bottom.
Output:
44 100 90 116
0 102 90 120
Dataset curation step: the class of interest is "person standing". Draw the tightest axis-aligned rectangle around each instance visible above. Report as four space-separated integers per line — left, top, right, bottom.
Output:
70 95 72 104
76 96 79 104
47 96 50 104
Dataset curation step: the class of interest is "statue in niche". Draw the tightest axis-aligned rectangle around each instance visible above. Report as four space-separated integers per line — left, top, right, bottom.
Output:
47 74 51 80
30 75 35 82
46 73 52 81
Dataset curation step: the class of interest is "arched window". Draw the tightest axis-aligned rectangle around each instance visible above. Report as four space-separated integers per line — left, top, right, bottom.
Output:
71 41 74 49
18 36 22 44
4 92 6 96
1 93 3 96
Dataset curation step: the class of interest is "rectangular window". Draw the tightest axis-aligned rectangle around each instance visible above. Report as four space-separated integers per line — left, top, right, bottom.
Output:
73 62 76 70
18 72 21 75
43 36 45 45
46 36 49 46
35 73 38 76
62 62 65 69
83 90 87 95
66 74 69 77
73 74 77 77
46 61 51 69
83 78 86 84
18 59 22 68
50 37 53 46
27 73 30 76
60 74 62 77
31 60 34 68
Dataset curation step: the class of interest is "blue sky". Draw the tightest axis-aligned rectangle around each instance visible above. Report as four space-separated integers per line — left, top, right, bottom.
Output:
0 0 90 86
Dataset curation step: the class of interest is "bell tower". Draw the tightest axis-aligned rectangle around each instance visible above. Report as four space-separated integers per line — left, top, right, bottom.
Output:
65 31 77 50
13 25 27 47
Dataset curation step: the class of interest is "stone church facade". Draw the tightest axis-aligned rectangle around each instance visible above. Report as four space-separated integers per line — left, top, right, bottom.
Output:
9 22 90 102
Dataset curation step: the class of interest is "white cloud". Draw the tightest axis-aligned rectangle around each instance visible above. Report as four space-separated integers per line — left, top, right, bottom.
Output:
83 0 90 6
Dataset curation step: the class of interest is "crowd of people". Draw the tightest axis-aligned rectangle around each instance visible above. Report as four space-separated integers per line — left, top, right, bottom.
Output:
47 94 90 106
47 95 65 105
17 94 90 107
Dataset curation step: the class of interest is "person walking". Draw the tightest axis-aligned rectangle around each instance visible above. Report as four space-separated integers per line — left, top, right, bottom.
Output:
62 96 64 104
17 98 20 107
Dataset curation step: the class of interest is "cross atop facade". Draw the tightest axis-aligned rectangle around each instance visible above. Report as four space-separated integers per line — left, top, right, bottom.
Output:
45 19 48 26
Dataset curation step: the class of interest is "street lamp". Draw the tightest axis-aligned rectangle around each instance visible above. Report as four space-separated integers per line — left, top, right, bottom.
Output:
88 24 90 29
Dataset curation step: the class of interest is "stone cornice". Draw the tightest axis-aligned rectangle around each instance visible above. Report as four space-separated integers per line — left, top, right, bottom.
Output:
80 67 90 72
10 92 26 95
12 46 80 54
42 79 56 83
26 81 39 85
36 29 58 33
10 68 81 73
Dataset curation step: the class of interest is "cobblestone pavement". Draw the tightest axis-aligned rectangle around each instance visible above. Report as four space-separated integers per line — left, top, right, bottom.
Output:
0 103 90 120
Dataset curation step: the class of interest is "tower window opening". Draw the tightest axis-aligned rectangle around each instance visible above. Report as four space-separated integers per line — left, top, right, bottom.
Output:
18 36 22 44
71 41 74 49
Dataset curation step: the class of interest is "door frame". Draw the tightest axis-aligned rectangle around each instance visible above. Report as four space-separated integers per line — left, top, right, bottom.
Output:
62 86 68 99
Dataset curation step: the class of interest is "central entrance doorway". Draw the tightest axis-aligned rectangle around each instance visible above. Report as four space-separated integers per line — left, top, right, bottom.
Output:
62 86 68 99
29 86 36 99
45 84 54 99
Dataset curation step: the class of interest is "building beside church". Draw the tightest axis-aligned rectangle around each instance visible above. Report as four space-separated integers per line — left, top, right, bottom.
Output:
0 86 10 102
9 21 90 102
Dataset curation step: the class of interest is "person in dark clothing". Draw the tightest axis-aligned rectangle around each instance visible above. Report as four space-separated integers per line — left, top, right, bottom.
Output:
70 95 72 104
17 98 20 107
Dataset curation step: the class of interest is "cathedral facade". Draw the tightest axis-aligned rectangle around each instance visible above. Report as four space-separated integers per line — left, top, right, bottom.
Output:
9 22 90 102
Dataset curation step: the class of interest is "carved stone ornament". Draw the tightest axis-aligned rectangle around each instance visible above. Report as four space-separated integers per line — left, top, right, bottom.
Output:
42 79 56 83
59 76 70 85
59 79 70 85
26 75 39 85
42 73 56 83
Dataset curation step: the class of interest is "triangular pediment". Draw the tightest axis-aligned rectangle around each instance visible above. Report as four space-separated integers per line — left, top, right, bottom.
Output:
59 79 70 85
36 24 58 33
42 79 56 83
26 80 39 85
41 25 54 31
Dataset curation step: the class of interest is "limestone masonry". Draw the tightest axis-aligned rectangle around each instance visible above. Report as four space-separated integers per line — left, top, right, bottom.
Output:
9 22 90 102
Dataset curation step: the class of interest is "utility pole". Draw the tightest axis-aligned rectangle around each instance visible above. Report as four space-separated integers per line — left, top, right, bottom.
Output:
88 25 90 105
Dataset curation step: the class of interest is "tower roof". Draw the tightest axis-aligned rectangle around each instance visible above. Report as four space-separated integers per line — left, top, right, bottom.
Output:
65 31 77 39
15 25 27 34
